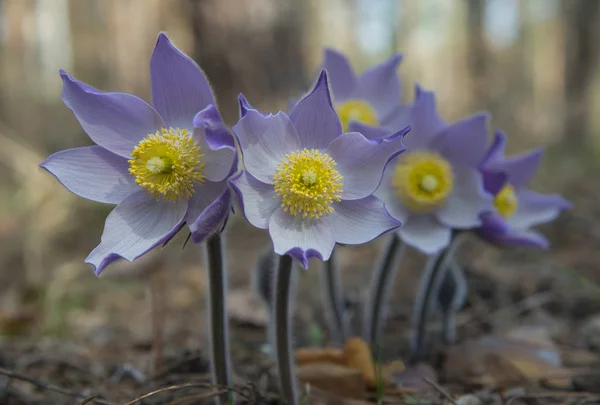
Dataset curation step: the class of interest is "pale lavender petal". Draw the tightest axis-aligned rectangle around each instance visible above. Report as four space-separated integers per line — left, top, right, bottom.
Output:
229 172 279 229
60 71 164 158
269 209 335 268
233 108 300 184
403 85 446 150
434 113 490 167
40 146 138 204
353 54 403 119
85 191 187 275
289 70 342 150
374 155 410 223
187 181 231 243
507 189 571 229
150 33 215 129
437 165 491 228
480 130 507 167
348 121 395 140
328 196 401 244
326 130 407 200
490 149 543 189
398 214 451 254
322 48 357 101
380 103 412 132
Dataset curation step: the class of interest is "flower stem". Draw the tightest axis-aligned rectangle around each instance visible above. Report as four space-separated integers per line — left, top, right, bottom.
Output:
274 254 298 405
439 258 468 344
321 248 350 346
205 233 231 404
409 233 468 360
363 233 405 347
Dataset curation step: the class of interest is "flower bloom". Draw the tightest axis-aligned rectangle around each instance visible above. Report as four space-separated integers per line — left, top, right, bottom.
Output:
308 49 410 137
40 33 237 274
477 131 571 248
375 86 492 254
230 70 407 268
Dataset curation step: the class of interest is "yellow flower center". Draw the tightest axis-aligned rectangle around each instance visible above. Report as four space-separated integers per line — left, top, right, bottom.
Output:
336 100 378 133
391 151 454 213
494 184 518 218
272 148 343 219
128 128 205 201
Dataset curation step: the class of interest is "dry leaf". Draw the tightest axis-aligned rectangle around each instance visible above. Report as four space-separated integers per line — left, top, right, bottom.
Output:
296 362 366 400
344 337 377 387
295 347 345 366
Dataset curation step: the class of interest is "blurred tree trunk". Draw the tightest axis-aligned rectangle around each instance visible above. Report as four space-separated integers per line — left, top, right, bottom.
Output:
562 0 600 151
466 0 488 111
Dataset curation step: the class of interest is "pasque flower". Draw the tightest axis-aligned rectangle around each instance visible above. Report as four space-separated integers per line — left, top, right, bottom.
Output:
375 86 492 254
477 131 571 247
230 70 407 268
40 33 237 274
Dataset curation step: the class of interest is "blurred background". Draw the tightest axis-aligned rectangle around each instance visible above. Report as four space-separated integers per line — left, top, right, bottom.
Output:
0 0 598 370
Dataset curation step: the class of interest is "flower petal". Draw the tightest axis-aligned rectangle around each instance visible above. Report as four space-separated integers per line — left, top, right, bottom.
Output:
434 113 490 166
491 149 543 189
40 146 138 204
380 103 412 133
229 172 279 229
348 121 395 140
398 214 451 254
60 71 164 158
187 181 231 243
437 165 491 228
193 105 238 182
328 196 401 244
493 229 550 249
326 129 407 200
150 33 215 129
480 130 507 167
353 54 403 119
233 107 300 184
322 48 357 101
507 189 571 229
269 209 335 268
374 155 410 223
403 86 446 150
289 70 342 150
482 169 508 195
85 191 187 275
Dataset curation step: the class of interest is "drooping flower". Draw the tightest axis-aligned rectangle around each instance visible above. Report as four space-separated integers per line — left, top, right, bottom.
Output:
374 86 492 254
230 70 407 268
477 131 571 248
40 33 237 274
301 49 410 137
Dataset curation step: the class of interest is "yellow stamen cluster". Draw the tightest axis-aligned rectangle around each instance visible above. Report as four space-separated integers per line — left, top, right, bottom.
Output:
128 128 205 201
336 100 378 132
494 184 518 218
392 151 454 213
272 148 343 219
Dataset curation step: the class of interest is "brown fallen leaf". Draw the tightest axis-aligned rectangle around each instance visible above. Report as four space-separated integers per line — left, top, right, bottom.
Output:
295 347 345 366
344 337 377 387
0 309 37 336
296 362 366 400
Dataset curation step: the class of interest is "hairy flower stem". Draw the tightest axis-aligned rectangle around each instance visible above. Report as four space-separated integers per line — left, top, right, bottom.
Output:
321 248 350 346
205 233 231 404
274 254 298 405
409 233 468 360
363 233 405 347
440 259 467 344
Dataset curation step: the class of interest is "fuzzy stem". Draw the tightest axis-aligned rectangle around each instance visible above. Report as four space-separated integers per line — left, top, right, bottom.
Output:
274 254 298 405
441 259 465 344
205 233 231 404
363 233 404 347
321 248 350 346
409 233 468 360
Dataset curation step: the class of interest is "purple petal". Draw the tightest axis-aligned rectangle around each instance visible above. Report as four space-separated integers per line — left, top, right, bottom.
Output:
85 191 187 275
229 172 279 229
60 71 164 158
434 113 490 167
398 214 451 254
328 196 401 244
478 211 511 235
238 93 254 118
507 189 571 229
482 169 508 195
490 149 543 189
233 108 300 184
289 70 342 150
193 105 238 182
348 121 395 140
187 181 231 243
492 229 550 249
353 54 403 119
150 33 215 129
40 146 138 204
380 103 413 133
480 130 507 167
437 165 491 228
374 155 410 223
322 48 357 101
403 86 446 150
269 209 335 268
326 130 407 200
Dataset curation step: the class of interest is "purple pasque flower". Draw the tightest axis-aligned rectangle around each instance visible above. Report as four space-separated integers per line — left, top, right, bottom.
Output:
375 86 493 254
477 131 571 248
40 33 237 275
230 70 407 268
311 48 410 137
